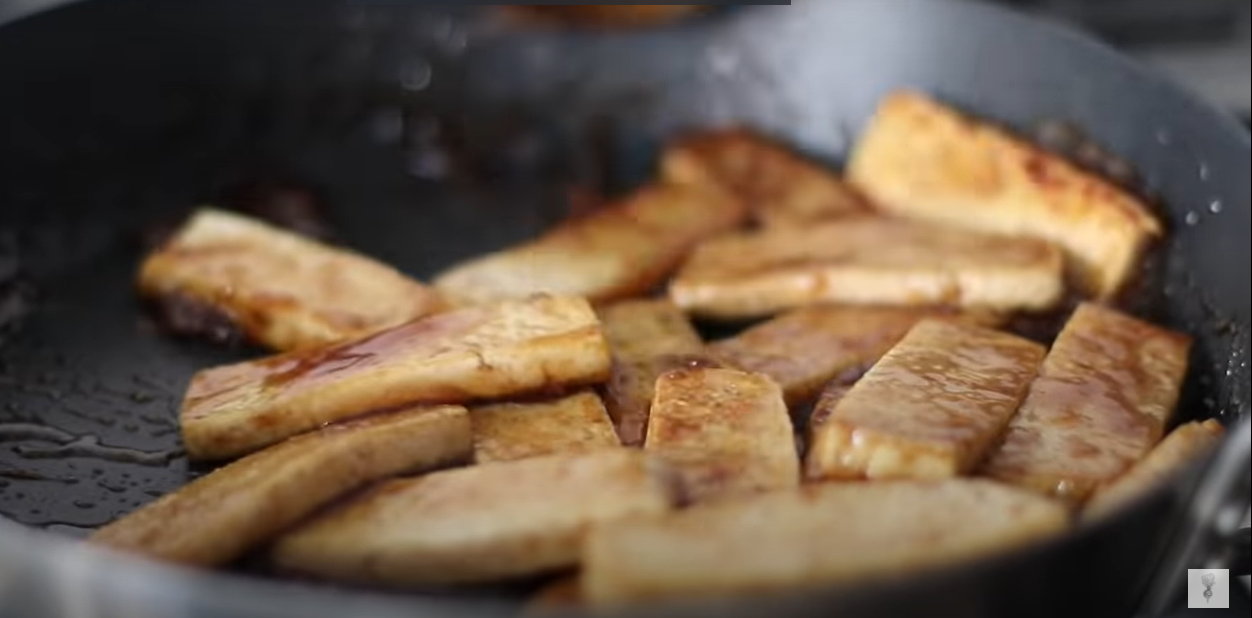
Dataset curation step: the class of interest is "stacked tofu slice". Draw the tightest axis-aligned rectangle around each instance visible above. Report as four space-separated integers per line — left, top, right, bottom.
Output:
97 88 1215 610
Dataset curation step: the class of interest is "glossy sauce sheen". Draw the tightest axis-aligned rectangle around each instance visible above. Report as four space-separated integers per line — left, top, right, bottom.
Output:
806 320 1046 481
180 294 611 461
980 302 1191 503
644 367 799 503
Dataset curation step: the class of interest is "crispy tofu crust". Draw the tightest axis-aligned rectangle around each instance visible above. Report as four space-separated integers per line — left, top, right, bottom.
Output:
90 405 471 567
138 208 447 351
645 367 799 503
470 391 621 464
581 479 1069 605
846 91 1161 298
668 216 1065 320
1083 419 1223 521
433 183 746 306
270 450 678 586
180 294 611 461
980 303 1192 503
598 299 710 446
710 305 1004 407
805 320 1046 481
661 127 868 227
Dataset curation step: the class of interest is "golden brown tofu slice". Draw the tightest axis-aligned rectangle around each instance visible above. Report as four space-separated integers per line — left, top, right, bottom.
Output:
270 450 678 586
1083 419 1224 521
709 305 1004 407
805 320 1045 481
661 127 868 227
137 208 447 351
645 367 799 503
598 299 709 446
846 91 1161 298
89 405 470 567
668 216 1065 320
581 479 1069 605
433 183 746 306
981 303 1192 503
181 294 610 461
470 391 621 464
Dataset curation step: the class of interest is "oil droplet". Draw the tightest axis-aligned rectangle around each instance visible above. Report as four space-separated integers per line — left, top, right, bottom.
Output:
1184 211 1200 226
398 60 432 91
1208 199 1223 214
1155 128 1173 145
72 499 95 509
1198 163 1210 181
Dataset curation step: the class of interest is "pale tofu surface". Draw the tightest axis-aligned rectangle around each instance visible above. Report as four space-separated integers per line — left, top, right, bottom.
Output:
271 449 678 586
598 299 709 446
1084 419 1224 520
980 303 1191 503
180 294 610 461
668 216 1065 320
470 391 621 464
433 183 746 306
846 90 1161 298
645 367 799 503
709 305 1003 407
805 319 1045 481
90 405 471 567
581 479 1069 605
138 208 447 351
661 127 867 227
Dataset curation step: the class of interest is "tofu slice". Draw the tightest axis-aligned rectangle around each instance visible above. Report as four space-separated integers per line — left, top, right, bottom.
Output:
1083 419 1224 521
90 405 471 567
181 294 610 461
433 183 746 306
981 303 1192 503
668 216 1065 320
524 575 584 615
598 299 710 446
470 391 621 464
846 90 1161 298
645 367 799 503
581 479 1069 605
709 305 1004 407
270 449 679 586
661 127 867 227
138 208 447 351
805 320 1045 481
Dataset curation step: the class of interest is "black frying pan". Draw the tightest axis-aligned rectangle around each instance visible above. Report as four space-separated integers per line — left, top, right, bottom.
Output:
0 1 1249 618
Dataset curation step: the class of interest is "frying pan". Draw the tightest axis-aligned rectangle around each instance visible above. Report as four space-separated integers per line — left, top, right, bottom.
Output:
0 1 1249 617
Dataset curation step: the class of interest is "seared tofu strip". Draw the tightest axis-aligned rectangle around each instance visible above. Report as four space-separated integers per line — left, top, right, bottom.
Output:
668 217 1064 320
709 305 1003 407
981 303 1192 503
846 90 1161 299
645 367 799 503
661 127 868 227
90 405 471 567
181 294 610 461
433 183 746 306
271 450 678 586
805 320 1045 481
599 299 710 446
524 575 584 615
1084 420 1224 521
581 480 1069 605
470 391 621 464
138 208 446 351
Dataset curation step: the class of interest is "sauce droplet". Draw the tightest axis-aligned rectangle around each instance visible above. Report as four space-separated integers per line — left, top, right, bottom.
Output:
1208 199 1223 214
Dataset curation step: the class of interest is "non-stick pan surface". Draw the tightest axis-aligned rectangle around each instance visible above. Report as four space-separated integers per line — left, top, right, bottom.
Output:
0 1 1249 617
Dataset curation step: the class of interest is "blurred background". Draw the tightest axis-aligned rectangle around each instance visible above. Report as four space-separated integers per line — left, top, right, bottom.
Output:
3 0 1249 127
